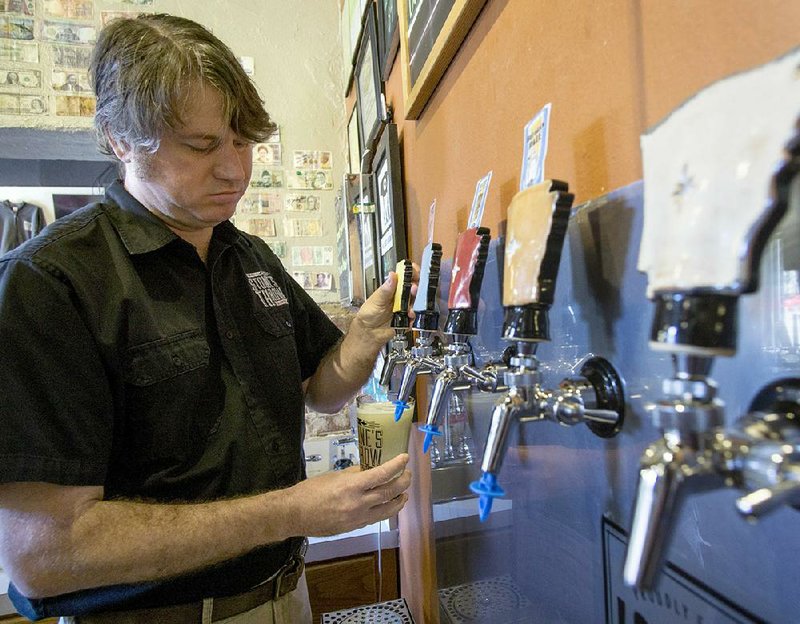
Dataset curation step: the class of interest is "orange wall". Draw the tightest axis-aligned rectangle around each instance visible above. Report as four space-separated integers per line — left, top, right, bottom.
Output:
384 0 799 262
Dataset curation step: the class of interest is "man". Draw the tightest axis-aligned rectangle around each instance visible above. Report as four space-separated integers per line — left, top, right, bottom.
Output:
0 14 412 624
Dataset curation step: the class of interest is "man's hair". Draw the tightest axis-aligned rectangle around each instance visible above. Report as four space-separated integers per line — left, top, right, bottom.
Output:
90 14 276 157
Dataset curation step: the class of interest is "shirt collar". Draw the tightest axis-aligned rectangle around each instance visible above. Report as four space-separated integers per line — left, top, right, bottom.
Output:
104 180 245 255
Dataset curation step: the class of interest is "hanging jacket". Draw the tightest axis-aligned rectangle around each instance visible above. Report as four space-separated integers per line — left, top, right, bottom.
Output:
0 200 45 254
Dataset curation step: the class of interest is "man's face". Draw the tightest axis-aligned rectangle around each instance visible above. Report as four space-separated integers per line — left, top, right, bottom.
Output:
122 83 252 235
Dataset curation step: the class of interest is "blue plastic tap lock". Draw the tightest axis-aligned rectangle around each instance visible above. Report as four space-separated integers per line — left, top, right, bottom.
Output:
393 400 408 422
469 472 505 522
417 424 442 453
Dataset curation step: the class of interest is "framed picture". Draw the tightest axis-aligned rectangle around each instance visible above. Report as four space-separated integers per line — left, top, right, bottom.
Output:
347 104 362 174
344 172 380 301
335 188 355 305
376 0 399 80
340 0 355 94
373 123 407 283
355 2 385 158
397 0 487 120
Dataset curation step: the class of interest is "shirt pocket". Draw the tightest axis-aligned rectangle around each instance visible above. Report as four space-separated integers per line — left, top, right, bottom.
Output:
123 329 211 385
253 304 295 338
122 329 215 463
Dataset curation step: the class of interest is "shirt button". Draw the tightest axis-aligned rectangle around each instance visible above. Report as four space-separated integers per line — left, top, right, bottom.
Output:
172 355 183 366
284 320 292 328
271 441 280 451
225 330 234 339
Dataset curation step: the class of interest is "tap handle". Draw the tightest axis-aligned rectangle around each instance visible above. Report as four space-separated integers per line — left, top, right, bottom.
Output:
391 259 414 329
412 242 443 331
444 227 491 335
503 180 573 308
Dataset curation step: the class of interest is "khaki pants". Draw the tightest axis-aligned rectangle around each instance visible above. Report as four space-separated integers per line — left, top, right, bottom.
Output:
59 573 312 624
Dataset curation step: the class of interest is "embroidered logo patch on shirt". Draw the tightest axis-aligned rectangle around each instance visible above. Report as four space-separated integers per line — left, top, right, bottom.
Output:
246 271 288 308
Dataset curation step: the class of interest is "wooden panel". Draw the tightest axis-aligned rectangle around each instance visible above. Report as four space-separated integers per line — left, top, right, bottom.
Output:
0 616 57 623
306 549 398 623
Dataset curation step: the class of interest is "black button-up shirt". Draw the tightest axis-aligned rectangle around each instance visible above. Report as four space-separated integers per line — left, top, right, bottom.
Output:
0 182 343 618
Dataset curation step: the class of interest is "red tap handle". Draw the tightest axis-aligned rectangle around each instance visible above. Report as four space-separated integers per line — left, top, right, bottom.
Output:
447 227 491 310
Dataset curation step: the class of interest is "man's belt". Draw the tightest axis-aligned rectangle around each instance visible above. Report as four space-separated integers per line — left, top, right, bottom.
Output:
73 545 307 624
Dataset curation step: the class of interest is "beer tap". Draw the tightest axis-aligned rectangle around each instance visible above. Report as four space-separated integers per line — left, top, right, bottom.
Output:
417 225 493 452
393 240 444 413
469 180 626 521
623 117 800 590
379 260 414 387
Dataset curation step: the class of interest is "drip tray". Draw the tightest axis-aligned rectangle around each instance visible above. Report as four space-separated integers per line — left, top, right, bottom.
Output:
322 597 415 623
439 575 532 623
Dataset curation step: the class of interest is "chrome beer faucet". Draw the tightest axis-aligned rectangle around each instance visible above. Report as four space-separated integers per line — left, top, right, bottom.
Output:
417 226 494 453
379 260 415 387
394 241 444 407
470 180 626 521
623 116 800 590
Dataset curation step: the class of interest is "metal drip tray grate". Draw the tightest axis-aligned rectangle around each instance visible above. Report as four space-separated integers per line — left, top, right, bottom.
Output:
439 575 532 623
322 597 415 624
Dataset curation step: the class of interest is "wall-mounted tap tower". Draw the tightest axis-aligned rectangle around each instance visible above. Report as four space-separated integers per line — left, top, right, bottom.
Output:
623 115 800 590
470 180 626 521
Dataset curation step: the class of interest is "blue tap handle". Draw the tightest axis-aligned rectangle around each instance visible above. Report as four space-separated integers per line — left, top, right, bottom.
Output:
469 471 505 522
418 423 442 453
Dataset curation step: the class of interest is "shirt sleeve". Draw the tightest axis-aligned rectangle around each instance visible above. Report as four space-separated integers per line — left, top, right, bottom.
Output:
0 257 113 486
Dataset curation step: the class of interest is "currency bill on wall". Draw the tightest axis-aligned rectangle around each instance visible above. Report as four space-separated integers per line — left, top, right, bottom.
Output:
284 194 321 212
291 245 334 267
249 166 284 189
286 169 333 191
51 69 89 91
0 40 37 62
245 216 277 239
252 142 281 167
292 150 332 170
0 67 40 88
284 217 323 238
0 15 34 39
51 43 92 68
238 191 281 215
1 1 34 16
43 0 93 20
0 91 45 114
42 19 96 44
54 94 94 116
270 240 287 259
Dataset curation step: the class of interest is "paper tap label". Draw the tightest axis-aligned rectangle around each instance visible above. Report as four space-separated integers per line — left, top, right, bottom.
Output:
520 103 551 191
427 199 437 246
468 171 492 229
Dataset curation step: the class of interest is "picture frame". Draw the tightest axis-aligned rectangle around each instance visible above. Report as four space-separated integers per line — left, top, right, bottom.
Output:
397 0 488 120
376 0 399 81
335 187 356 305
355 2 385 159
343 173 380 303
372 123 408 283
340 0 355 95
347 104 362 174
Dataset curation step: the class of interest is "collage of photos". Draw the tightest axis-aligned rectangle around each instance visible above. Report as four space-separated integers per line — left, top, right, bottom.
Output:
233 130 336 295
0 0 116 117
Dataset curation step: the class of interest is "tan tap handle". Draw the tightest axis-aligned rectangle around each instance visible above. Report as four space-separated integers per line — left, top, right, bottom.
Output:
503 180 573 307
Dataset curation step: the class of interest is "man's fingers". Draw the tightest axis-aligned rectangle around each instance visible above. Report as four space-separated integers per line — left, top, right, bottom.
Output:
360 453 409 488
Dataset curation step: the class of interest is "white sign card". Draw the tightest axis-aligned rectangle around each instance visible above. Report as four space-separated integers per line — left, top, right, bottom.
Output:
520 102 551 191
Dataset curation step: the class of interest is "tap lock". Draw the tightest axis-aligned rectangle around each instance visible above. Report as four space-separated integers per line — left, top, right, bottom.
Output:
470 180 626 521
379 260 415 387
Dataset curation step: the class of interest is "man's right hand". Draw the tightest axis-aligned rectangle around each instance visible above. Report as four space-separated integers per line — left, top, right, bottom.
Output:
285 453 412 537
